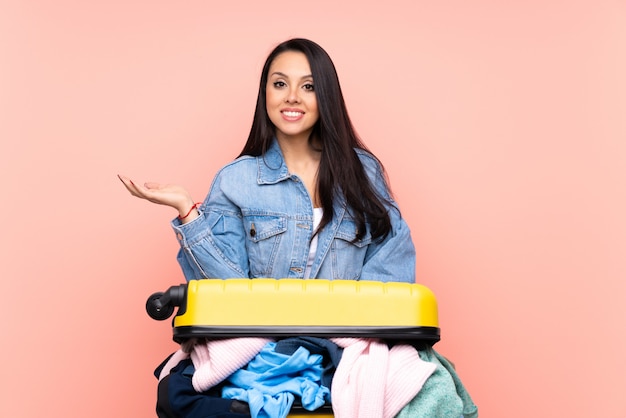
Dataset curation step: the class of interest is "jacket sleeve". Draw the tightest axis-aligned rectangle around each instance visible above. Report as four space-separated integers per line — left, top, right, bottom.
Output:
171 172 250 281
359 157 416 283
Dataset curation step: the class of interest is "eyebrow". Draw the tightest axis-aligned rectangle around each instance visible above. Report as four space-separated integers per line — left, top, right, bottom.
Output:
270 71 313 80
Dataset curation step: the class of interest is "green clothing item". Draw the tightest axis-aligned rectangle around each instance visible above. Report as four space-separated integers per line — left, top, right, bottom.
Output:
394 348 478 418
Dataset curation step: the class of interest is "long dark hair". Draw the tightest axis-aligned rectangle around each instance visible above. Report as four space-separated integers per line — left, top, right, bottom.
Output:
239 38 392 242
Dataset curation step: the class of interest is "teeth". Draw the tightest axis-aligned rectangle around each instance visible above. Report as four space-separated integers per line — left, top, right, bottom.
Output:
283 111 302 117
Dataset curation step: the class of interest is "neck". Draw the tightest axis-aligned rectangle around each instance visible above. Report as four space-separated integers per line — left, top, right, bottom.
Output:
277 135 321 161
276 136 322 207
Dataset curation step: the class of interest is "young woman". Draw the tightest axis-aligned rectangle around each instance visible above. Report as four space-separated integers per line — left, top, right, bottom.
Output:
120 39 478 418
119 38 415 283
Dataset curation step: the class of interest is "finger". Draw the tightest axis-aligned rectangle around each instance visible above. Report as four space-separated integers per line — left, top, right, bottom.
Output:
117 174 131 186
130 181 168 204
118 174 147 198
117 174 136 193
144 181 162 190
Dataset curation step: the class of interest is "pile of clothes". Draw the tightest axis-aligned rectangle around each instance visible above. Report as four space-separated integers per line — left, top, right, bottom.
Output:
155 337 478 418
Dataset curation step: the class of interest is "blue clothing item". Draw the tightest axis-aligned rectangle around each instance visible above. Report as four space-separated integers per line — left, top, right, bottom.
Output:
172 139 416 282
221 341 330 418
274 336 343 392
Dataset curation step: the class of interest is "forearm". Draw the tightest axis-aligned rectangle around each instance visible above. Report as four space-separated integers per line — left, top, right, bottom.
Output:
172 209 250 280
177 200 201 224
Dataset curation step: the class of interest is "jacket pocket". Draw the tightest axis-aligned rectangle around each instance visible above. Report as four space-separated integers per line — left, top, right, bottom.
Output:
331 218 372 280
242 213 287 277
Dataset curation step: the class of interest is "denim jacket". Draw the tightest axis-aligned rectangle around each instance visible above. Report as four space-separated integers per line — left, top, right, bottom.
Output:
172 139 416 283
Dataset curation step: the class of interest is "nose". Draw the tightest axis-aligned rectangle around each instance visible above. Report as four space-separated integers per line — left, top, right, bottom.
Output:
285 86 301 104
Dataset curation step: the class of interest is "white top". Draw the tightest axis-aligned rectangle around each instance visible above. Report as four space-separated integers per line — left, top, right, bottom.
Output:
303 208 323 279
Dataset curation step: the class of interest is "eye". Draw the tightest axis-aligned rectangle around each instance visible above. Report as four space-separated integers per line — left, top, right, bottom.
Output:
303 83 315 91
272 81 286 88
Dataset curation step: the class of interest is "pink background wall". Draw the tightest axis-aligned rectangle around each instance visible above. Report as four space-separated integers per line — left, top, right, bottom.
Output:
1 1 625 416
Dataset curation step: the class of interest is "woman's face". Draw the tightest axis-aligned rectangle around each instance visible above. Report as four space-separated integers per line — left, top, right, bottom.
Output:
266 51 319 143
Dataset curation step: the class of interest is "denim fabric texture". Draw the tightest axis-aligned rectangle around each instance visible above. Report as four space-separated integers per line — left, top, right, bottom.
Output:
172 139 416 283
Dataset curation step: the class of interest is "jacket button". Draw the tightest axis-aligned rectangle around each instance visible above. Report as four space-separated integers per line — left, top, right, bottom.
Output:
249 223 256 237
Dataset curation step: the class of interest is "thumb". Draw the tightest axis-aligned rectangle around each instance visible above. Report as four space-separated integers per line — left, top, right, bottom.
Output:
143 182 162 190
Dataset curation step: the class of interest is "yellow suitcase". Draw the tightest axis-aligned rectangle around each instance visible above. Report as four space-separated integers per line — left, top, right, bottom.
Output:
147 279 440 417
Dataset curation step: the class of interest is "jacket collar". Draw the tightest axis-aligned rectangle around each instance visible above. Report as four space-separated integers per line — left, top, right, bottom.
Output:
257 139 291 184
256 138 349 212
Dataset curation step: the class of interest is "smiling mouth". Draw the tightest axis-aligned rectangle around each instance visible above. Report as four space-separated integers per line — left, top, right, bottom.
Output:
282 111 304 118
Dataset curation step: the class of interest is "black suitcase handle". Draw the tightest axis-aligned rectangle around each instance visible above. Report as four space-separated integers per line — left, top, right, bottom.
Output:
146 284 186 320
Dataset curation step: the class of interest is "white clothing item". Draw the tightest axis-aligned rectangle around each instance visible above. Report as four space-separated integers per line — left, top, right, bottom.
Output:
304 208 323 279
